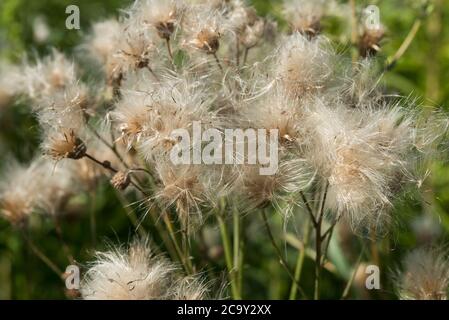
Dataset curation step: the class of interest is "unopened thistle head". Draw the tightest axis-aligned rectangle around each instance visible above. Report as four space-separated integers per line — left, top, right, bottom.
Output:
359 24 385 58
81 239 208 300
394 248 449 300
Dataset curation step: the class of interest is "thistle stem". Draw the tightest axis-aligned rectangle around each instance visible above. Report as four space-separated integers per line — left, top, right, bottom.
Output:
53 217 75 264
217 213 241 300
349 0 359 63
341 246 365 299
289 218 311 300
86 123 128 170
21 231 62 279
243 48 250 65
166 38 174 61
233 206 242 297
213 53 224 72
260 209 307 299
163 213 194 275
385 19 422 71
236 40 240 67
314 181 329 300
84 153 147 196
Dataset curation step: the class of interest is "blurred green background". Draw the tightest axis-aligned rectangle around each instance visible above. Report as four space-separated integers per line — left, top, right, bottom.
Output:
0 0 449 299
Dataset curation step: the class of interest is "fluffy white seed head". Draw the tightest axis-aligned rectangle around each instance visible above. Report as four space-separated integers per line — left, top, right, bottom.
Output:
395 248 449 300
275 33 334 98
0 158 79 224
153 163 222 230
182 4 225 54
81 239 209 299
129 0 183 40
0 63 24 109
136 77 216 162
0 160 40 225
300 98 415 234
22 50 77 101
114 19 158 74
283 0 327 37
234 158 312 213
87 19 121 65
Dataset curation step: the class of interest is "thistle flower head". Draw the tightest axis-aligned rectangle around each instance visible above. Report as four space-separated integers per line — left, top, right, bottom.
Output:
32 159 79 215
136 77 216 162
81 239 209 299
241 86 302 148
23 50 77 100
115 19 157 73
183 4 225 54
154 164 216 229
35 81 89 130
283 0 327 38
236 158 312 212
0 63 23 109
0 158 77 224
226 1 258 34
130 0 183 40
43 129 87 161
359 24 385 58
301 98 415 234
395 248 449 300
111 90 153 149
275 33 333 98
0 161 39 225
87 19 121 65
171 276 210 300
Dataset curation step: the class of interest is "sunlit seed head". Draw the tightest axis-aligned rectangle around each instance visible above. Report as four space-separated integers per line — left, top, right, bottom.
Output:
81 238 209 300
44 129 87 161
283 0 327 38
276 33 334 98
130 0 183 40
395 247 449 300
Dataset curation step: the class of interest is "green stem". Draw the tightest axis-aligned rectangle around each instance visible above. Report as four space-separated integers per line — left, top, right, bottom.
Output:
21 231 62 279
341 246 365 299
217 213 241 300
89 192 97 248
233 206 242 297
163 214 193 275
314 182 329 300
289 218 311 300
260 209 307 298
385 19 422 71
